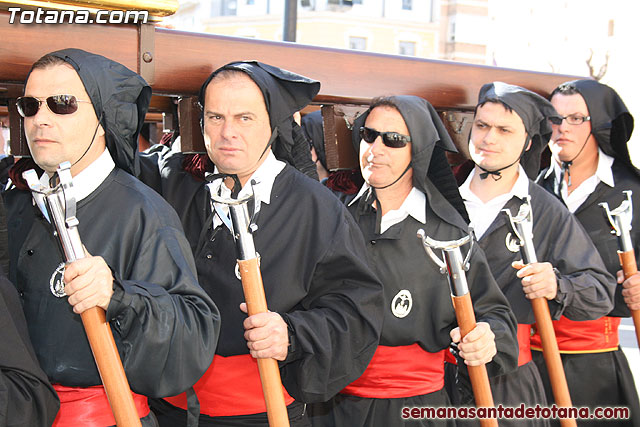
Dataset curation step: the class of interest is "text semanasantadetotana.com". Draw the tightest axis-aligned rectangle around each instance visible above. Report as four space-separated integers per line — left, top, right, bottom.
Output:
402 404 630 420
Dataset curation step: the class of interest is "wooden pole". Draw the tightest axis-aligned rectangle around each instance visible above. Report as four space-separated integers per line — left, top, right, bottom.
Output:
503 198 576 427
530 298 576 427
238 258 290 427
452 294 498 427
618 251 640 348
81 307 142 427
511 264 576 427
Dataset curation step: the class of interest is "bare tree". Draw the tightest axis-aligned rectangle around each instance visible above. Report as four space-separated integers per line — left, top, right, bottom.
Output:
586 48 609 81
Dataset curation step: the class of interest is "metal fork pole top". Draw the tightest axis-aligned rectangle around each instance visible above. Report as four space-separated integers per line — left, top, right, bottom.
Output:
209 192 257 261
502 196 537 265
23 161 85 262
600 190 634 253
417 230 473 297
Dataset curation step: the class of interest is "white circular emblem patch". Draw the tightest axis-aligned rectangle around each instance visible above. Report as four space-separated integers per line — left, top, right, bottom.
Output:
505 232 521 253
49 262 67 298
391 290 412 318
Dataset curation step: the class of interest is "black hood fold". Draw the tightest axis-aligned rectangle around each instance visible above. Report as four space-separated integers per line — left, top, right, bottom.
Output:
352 95 468 223
560 79 636 175
48 48 152 176
199 61 320 177
477 81 559 179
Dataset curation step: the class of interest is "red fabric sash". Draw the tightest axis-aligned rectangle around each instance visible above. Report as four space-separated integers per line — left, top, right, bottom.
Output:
530 315 620 353
341 344 446 398
444 349 457 364
52 384 149 427
165 354 294 417
517 323 532 366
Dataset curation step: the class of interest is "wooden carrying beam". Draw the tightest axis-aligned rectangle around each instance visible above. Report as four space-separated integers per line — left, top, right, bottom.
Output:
178 96 204 153
0 11 578 106
0 12 583 159
321 104 368 170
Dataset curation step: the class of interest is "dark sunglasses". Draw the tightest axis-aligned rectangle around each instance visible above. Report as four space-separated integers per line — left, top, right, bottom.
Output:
16 95 92 118
359 126 411 148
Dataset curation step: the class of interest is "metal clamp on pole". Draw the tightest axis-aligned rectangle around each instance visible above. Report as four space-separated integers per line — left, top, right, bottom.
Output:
600 190 634 253
503 195 537 265
22 162 142 427
209 190 290 427
502 196 576 427
417 229 497 427
600 190 640 348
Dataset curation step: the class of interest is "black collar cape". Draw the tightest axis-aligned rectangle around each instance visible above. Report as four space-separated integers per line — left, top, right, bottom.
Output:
559 79 637 176
45 48 152 176
476 81 559 179
351 95 469 223
199 61 320 177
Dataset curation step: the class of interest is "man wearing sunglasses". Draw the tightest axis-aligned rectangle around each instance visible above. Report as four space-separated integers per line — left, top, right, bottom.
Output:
3 49 221 426
458 82 615 426
535 80 640 425
308 95 518 427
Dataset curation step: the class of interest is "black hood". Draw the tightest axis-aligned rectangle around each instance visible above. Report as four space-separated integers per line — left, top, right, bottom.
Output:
46 48 152 176
352 95 468 223
558 79 636 174
477 82 559 179
301 110 326 169
199 61 320 176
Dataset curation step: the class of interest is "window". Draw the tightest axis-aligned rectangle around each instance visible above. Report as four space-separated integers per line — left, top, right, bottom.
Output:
211 0 238 16
212 0 237 16
349 36 366 50
398 41 416 56
402 0 412 10
608 19 614 37
246 0 254 4
328 0 353 5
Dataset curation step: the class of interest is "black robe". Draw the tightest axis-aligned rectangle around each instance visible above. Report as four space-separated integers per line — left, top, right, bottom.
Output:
3 168 220 398
468 180 615 427
534 160 640 426
311 181 518 427
539 160 640 317
139 152 384 425
0 268 59 427
478 181 615 325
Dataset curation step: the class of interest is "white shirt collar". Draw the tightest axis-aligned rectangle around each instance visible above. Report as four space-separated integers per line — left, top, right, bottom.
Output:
551 148 615 213
39 148 115 202
206 151 285 229
552 148 615 189
350 183 426 234
459 165 529 239
459 165 530 202
349 182 371 207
